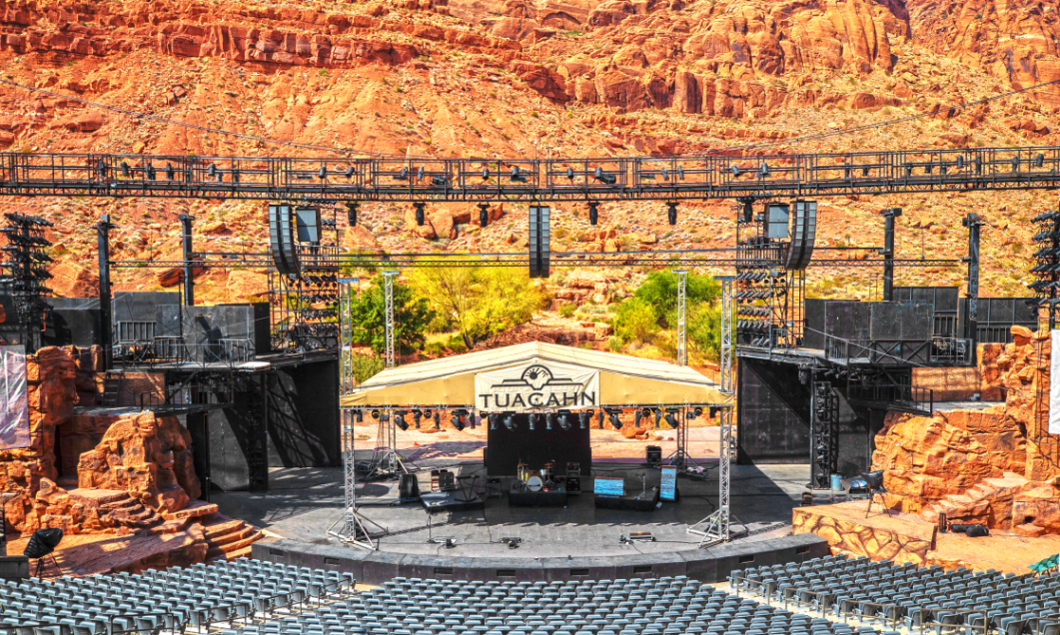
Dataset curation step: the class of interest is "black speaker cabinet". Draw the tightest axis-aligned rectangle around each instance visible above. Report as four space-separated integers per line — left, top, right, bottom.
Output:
646 445 662 465
399 473 420 502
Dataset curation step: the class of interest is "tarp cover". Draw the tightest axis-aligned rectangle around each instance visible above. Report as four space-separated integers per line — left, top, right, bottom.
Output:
0 345 29 450
341 341 730 409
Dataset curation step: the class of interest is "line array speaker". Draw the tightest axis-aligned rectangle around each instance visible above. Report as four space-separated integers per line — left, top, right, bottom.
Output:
785 199 817 270
269 203 301 276
529 205 551 279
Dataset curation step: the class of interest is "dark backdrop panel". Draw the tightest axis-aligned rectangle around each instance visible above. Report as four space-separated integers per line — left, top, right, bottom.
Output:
804 300 824 350
737 359 810 464
42 308 100 347
266 360 340 468
485 415 591 477
208 375 269 491
113 292 180 323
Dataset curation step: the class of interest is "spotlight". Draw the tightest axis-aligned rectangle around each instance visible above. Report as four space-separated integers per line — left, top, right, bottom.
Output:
412 409 423 429
664 409 679 429
346 201 359 226
433 411 441 430
396 167 409 180
1037 153 1045 168
578 411 589 430
431 175 447 186
346 166 356 178
503 412 516 431
594 166 616 185
597 410 605 429
371 409 381 420
478 203 490 228
529 413 538 431
166 163 175 180
566 167 575 180
666 202 678 226
1012 157 1020 172
634 409 644 428
146 164 156 181
414 202 426 226
319 166 327 180
395 411 409 431
354 410 364 423
510 166 527 182
207 163 216 178
588 201 599 225
678 165 685 180
660 167 669 180
690 407 703 419
417 166 425 180
481 167 490 180
545 413 553 431
956 155 964 170
121 162 131 177
607 409 622 430
759 161 770 177
557 411 571 431
730 165 740 177
653 408 663 429
451 411 465 431
488 413 497 430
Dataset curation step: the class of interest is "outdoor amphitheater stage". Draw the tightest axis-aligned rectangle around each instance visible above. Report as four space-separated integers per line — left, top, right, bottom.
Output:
217 462 831 584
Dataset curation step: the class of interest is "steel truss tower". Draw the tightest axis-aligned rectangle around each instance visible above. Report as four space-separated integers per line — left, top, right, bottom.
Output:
330 279 386 549
689 276 735 547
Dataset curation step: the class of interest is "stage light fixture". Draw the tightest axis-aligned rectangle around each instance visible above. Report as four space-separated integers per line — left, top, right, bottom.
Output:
566 167 575 180
354 410 364 423
395 412 409 431
904 163 912 177
319 166 327 180
166 163 175 180
759 161 770 177
479 203 490 228
371 409 381 420
451 411 465 431
956 155 964 170
232 169 240 184
653 408 664 429
667 202 678 226
1037 153 1046 168
145 164 156 181
503 412 516 431
607 409 622 430
690 407 703 419
414 202 426 226
594 166 616 185
634 409 644 428
417 166 425 180
346 166 356 178
597 410 605 429
660 167 669 180
545 413 553 430
487 413 497 430
578 411 589 430
730 165 740 177
207 163 216 178
1012 157 1020 172
481 167 490 180
412 410 423 429
557 412 571 431
433 411 441 430
346 201 359 226
395 167 409 180
664 409 679 429
510 166 526 182
588 201 599 225
431 175 447 186
121 162 131 177
529 413 538 431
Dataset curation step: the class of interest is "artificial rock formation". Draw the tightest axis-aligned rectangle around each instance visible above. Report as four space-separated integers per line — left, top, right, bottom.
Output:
870 326 1060 536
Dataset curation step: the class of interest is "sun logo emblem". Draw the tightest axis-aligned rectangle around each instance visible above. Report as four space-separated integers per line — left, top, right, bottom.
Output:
521 365 553 391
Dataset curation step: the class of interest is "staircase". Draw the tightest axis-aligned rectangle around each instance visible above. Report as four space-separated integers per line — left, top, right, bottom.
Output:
101 373 122 407
202 517 264 561
919 472 1031 528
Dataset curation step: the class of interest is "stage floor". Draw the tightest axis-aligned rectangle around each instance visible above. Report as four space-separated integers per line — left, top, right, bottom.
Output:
213 461 818 559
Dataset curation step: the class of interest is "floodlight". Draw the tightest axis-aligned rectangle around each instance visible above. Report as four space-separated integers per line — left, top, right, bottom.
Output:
395 412 409 431
319 166 327 179
677 166 685 180
588 201 599 226
510 166 526 182
1012 157 1020 172
577 411 589 430
664 410 679 429
354 410 363 423
661 167 669 180
594 166 616 185
557 412 571 431
566 167 575 180
346 202 358 226
503 412 516 431
166 163 175 180
479 203 490 228
415 203 425 226
121 162 131 177
23 528 62 559
346 166 356 178
760 161 769 177
690 407 703 419
416 166 425 180
412 410 423 429
1037 153 1045 168
431 175 447 186
396 167 409 180
451 411 465 431
730 165 739 177
608 410 622 430
667 202 678 226
146 164 156 181
481 167 490 180
956 155 964 170
207 163 216 178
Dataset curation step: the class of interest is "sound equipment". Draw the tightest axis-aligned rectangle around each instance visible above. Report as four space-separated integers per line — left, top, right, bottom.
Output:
269 204 301 276
529 206 550 278
23 528 63 577
398 473 420 503
566 462 581 494
801 492 814 506
950 523 989 537
785 199 817 270
438 470 455 492
646 445 662 466
765 202 789 240
295 206 321 244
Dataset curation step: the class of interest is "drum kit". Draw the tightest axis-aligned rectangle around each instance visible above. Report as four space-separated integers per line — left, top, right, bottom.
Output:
517 461 557 492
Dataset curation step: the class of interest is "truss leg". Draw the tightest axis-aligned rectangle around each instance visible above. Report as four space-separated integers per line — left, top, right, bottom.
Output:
329 410 387 549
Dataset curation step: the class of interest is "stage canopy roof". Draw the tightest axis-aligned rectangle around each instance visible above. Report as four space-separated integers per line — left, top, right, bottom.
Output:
340 341 730 410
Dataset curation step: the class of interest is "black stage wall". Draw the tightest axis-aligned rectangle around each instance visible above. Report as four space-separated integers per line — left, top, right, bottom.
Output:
737 359 884 476
201 360 341 492
485 414 591 477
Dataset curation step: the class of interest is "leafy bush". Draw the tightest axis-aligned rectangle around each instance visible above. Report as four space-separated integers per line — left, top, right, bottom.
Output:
559 302 577 318
347 275 436 354
347 355 384 383
613 297 657 344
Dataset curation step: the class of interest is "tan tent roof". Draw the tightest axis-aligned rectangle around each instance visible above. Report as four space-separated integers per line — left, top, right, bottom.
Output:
340 341 730 408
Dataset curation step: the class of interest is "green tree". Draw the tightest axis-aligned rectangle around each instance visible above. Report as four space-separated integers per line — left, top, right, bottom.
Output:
408 266 548 349
348 275 435 355
632 271 720 329
613 297 658 344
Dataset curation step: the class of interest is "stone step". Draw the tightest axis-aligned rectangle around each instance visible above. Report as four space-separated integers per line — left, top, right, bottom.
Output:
206 530 262 560
163 501 218 523
206 524 256 548
203 519 246 540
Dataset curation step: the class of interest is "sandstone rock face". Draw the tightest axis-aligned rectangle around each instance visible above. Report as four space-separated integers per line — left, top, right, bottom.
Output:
793 504 932 565
78 411 201 514
872 328 1060 535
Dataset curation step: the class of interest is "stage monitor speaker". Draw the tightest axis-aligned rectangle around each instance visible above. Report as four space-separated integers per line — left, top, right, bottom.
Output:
765 202 790 240
269 204 301 276
399 473 420 501
295 206 321 244
529 205 551 279
646 445 662 466
785 199 817 270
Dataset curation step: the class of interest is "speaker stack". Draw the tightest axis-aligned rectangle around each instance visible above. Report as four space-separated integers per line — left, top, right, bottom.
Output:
269 204 301 276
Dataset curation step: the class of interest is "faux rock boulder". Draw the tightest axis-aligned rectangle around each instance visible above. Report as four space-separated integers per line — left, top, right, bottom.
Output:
77 411 200 514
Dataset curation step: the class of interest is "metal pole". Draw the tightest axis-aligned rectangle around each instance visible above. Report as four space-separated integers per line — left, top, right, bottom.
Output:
674 269 688 366
383 271 398 369
97 215 114 371
963 213 982 348
717 276 734 393
179 214 195 306
881 207 902 302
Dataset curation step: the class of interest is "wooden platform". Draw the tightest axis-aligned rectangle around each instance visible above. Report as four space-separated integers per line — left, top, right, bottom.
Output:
794 500 1060 574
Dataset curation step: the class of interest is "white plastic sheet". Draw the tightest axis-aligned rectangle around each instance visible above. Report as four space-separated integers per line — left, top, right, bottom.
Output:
0 345 28 450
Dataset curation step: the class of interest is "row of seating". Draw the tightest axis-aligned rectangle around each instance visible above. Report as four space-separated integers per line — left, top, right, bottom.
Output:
0 559 353 635
731 554 1060 634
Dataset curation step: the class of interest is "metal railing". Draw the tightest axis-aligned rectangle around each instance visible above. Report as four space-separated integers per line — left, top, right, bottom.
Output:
847 382 934 414
930 336 972 365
